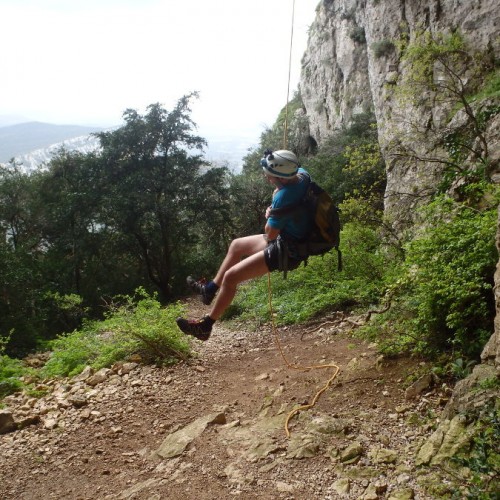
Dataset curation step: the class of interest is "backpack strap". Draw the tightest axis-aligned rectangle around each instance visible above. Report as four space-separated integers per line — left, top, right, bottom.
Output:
276 236 289 279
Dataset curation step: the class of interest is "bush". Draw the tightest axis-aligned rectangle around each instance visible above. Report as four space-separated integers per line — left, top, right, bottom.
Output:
349 27 366 44
305 112 383 204
0 355 25 398
372 39 395 58
453 401 500 498
42 289 191 378
227 221 388 326
360 196 498 358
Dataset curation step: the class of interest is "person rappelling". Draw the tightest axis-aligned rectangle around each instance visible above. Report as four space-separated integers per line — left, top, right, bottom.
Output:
176 150 314 340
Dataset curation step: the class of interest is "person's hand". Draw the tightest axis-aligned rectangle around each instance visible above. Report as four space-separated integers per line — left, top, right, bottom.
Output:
265 206 272 219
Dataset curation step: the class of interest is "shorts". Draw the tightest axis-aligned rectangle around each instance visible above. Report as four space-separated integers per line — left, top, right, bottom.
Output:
263 237 304 273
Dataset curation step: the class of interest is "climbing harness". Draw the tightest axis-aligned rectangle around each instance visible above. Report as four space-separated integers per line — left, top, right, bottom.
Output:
269 0 340 438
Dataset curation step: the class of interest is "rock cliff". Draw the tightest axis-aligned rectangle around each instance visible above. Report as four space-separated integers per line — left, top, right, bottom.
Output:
300 0 499 222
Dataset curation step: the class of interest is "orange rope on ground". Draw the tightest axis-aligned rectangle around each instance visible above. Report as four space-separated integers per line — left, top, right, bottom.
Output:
270 0 340 438
267 273 340 438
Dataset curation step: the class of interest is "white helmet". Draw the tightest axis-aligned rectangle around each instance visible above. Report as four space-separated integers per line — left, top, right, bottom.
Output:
261 150 299 178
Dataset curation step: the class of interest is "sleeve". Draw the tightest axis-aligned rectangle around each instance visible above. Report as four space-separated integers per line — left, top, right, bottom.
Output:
267 190 288 230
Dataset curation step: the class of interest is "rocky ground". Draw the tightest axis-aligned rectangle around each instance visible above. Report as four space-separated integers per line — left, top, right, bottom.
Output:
0 301 457 499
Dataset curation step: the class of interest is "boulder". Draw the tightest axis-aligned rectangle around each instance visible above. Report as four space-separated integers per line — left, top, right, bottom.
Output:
86 368 112 386
0 409 16 434
154 411 226 459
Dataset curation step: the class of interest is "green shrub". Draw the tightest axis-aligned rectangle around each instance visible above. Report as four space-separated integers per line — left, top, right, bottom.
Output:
349 27 366 44
305 112 383 204
372 40 395 58
406 199 496 356
0 332 29 398
226 221 388 326
360 196 498 359
0 355 25 398
42 289 191 378
452 402 500 498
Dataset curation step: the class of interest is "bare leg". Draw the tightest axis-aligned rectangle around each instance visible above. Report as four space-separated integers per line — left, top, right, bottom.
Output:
210 249 269 320
213 234 267 286
177 235 269 339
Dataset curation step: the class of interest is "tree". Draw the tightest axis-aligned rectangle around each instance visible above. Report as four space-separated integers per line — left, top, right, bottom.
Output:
94 94 230 298
34 149 140 315
305 112 384 204
0 164 48 353
227 167 270 238
0 162 43 251
391 31 497 198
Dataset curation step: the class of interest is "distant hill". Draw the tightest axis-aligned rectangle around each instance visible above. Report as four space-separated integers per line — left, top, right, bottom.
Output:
0 121 103 163
0 121 256 173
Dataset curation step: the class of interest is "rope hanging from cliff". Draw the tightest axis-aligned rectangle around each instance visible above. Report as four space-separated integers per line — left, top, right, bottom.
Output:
269 1 340 438
282 0 295 150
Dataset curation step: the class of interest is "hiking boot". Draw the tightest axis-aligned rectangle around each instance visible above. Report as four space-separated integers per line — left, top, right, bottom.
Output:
176 316 214 341
186 276 217 305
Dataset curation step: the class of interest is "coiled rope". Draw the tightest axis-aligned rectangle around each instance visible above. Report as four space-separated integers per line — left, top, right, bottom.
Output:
270 0 340 438
267 274 340 438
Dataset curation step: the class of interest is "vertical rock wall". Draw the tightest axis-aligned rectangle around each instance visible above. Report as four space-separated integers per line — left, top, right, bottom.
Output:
300 0 499 223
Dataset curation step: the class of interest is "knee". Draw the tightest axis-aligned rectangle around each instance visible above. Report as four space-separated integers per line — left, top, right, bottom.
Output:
221 267 240 289
228 237 246 257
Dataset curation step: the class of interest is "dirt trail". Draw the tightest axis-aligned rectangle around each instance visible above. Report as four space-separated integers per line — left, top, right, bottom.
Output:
0 301 447 499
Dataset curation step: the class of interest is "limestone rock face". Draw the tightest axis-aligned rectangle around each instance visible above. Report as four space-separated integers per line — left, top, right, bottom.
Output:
300 0 499 223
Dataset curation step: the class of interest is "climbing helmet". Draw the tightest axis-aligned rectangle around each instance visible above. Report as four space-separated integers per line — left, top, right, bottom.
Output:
261 149 299 178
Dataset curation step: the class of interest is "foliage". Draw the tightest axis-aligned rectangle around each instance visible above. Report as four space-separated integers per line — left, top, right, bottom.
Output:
0 354 25 398
230 91 310 241
452 402 500 499
469 67 500 103
0 28 496 390
41 289 190 378
0 331 27 397
349 27 366 44
95 95 232 298
305 112 384 204
227 169 270 239
448 357 477 380
0 96 234 352
400 31 491 102
0 165 49 354
226 221 388 326
360 196 498 359
227 109 389 332
360 31 500 362
371 39 395 58
342 142 386 210
219 101 390 343
392 30 497 192
41 292 88 335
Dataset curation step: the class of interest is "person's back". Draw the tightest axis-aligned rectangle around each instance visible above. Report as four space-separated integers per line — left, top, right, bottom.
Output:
267 167 313 242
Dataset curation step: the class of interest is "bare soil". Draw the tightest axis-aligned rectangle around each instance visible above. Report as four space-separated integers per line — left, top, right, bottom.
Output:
0 299 449 499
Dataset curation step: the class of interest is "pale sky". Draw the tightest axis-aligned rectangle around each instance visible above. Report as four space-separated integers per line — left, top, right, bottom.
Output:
0 0 317 142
